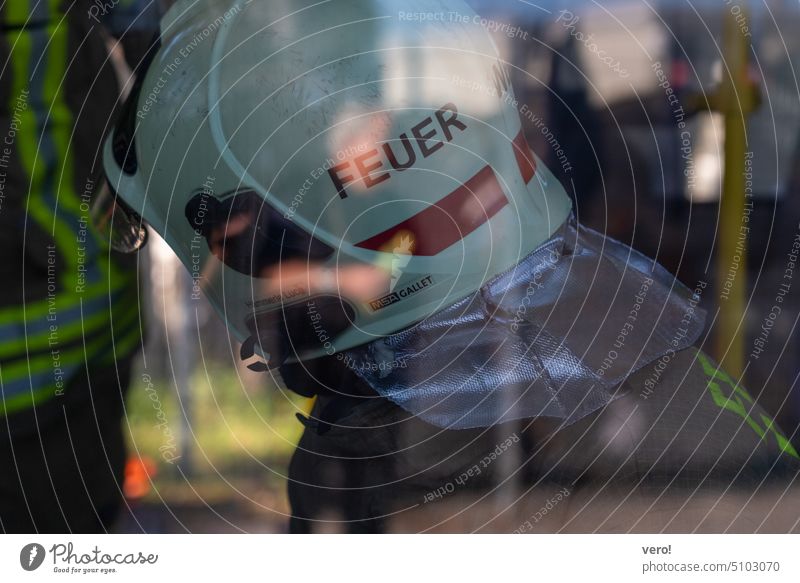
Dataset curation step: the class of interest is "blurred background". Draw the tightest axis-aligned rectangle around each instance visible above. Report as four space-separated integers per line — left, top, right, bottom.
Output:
115 0 800 532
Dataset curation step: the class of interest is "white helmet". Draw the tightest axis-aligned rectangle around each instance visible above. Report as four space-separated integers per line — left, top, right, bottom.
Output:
98 0 572 368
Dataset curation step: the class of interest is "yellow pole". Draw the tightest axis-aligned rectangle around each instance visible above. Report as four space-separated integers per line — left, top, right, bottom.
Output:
711 6 759 378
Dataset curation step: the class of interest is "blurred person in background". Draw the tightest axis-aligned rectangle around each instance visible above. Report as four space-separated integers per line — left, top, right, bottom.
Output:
0 0 158 533
101 0 800 533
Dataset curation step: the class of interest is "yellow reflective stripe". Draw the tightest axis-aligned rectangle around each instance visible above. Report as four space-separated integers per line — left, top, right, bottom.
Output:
0 22 134 319
37 20 84 273
0 376 57 415
0 18 140 414
98 310 143 364
0 303 141 415
1 302 138 385
0 286 133 359
48 0 61 20
0 333 117 415
47 16 81 218
5 0 30 24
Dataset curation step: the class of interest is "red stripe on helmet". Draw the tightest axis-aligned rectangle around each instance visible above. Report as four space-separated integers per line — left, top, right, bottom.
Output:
355 165 508 256
512 129 536 183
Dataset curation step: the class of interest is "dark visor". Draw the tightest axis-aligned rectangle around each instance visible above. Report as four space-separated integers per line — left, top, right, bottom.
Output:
184 189 334 278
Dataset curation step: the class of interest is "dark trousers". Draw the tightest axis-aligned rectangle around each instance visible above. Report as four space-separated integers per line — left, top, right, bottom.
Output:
0 363 131 533
286 349 800 533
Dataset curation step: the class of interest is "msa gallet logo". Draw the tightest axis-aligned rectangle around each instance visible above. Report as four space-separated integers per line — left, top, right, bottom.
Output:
20 543 46 571
390 234 414 292
369 275 434 312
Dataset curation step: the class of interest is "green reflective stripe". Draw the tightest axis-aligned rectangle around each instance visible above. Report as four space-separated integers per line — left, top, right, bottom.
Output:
1 20 139 415
0 331 117 415
106 293 141 341
6 28 35 180
44 13 110 255
0 20 135 319
47 18 81 219
1 297 111 358
0 303 141 416
91 295 141 366
5 1 30 24
7 27 32 89
0 286 139 372
0 280 133 358
743 412 766 439
697 350 799 459
99 310 143 364
760 413 800 459
0 276 124 324
34 21 85 273
0 306 136 389
13 21 88 289
3 18 130 286
116 323 142 356
700 358 765 438
4 332 103 381
0 376 58 416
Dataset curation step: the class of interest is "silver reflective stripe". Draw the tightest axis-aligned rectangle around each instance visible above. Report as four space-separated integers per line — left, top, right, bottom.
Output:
343 218 706 429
